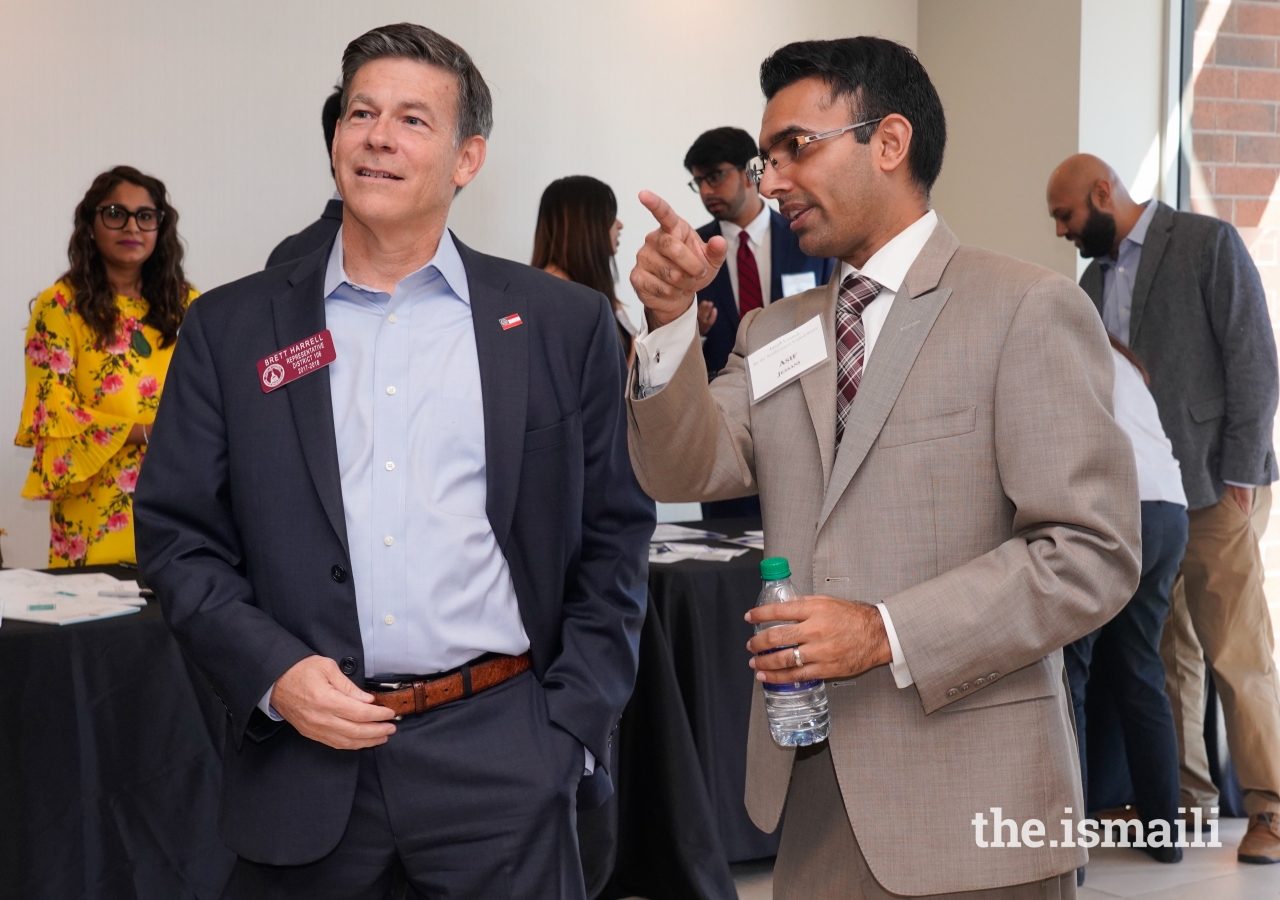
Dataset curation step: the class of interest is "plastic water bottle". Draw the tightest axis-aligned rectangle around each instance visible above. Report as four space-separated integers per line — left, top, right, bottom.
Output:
755 556 830 746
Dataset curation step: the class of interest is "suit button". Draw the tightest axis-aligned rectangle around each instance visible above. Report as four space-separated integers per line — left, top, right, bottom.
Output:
331 565 347 583
339 657 357 675
961 682 971 691
975 677 986 686
947 688 959 697
988 672 999 681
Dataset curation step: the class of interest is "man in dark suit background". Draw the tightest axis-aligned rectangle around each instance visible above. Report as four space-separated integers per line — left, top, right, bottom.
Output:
1048 153 1280 864
135 23 652 899
684 127 835 519
266 88 345 269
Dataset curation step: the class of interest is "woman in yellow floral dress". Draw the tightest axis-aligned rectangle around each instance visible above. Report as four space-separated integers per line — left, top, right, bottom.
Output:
16 166 195 566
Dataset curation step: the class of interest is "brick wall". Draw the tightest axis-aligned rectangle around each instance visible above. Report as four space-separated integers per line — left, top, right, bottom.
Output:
1189 0 1280 226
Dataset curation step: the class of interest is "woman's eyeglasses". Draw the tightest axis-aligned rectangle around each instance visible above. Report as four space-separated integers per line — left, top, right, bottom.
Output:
96 205 164 232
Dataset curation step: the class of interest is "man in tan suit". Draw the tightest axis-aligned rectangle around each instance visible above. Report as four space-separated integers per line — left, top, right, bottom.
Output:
626 38 1141 898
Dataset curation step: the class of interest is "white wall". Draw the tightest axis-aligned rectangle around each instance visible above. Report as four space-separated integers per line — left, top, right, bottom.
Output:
1078 0 1174 206
0 0 916 566
918 0 1083 279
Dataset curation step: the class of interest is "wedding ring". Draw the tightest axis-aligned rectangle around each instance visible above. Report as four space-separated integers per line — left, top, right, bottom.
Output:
793 647 804 668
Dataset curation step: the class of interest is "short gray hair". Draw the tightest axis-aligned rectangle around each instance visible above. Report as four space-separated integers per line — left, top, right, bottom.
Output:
340 23 493 144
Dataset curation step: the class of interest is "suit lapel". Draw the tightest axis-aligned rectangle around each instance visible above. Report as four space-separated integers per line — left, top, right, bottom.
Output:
797 277 840 488
1079 261 1104 316
456 239 528 549
1128 202 1173 346
816 221 961 532
272 250 349 554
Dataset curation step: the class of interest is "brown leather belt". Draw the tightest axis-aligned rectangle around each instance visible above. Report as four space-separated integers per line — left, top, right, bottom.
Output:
367 652 530 718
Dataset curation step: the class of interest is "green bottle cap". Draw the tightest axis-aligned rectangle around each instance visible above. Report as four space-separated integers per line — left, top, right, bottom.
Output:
760 557 791 580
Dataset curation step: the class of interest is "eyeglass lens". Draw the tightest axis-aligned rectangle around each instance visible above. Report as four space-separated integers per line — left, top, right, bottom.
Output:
688 167 736 192
100 205 161 231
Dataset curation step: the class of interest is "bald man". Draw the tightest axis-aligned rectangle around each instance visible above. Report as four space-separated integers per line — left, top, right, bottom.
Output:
1048 154 1280 864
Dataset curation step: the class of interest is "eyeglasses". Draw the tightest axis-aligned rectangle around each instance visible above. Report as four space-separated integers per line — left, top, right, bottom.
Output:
96 204 164 232
746 118 886 185
688 165 741 193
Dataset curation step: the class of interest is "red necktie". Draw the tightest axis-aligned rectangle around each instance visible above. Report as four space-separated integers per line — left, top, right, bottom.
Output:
737 232 763 317
835 273 883 446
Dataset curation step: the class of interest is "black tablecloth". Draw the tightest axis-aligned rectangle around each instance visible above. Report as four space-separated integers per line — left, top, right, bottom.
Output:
1 524 772 900
0 566 233 900
600 518 775 900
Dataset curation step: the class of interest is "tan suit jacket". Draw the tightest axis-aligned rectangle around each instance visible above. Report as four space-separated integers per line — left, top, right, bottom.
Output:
626 219 1141 895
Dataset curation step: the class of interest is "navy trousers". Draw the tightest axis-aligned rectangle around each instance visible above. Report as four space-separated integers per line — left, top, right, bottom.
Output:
223 671 586 899
1064 500 1188 825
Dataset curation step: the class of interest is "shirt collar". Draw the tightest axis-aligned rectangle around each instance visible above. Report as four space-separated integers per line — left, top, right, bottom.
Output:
324 226 470 304
839 209 939 294
1123 199 1157 249
718 200 772 247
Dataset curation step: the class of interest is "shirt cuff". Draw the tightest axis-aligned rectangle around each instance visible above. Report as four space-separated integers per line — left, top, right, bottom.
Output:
258 686 284 722
634 302 698 396
1223 480 1260 489
584 747 596 776
877 603 914 689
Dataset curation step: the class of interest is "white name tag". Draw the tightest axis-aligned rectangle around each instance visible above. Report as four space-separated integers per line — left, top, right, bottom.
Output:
747 316 828 404
781 271 818 297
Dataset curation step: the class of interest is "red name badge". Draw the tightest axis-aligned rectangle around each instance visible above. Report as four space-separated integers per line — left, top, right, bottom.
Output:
257 329 337 393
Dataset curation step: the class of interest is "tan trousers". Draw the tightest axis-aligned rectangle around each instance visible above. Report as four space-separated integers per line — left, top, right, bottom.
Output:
773 744 1075 900
1160 485 1280 817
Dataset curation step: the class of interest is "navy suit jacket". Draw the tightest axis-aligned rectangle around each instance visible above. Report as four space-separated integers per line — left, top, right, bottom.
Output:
697 208 836 375
265 198 344 269
134 235 654 865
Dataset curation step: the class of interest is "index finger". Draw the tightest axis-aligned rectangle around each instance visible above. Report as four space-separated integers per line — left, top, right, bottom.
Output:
639 190 690 239
324 688 398 722
745 600 814 624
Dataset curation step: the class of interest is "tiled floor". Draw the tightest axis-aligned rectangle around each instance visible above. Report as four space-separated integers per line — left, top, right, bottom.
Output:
724 819 1280 899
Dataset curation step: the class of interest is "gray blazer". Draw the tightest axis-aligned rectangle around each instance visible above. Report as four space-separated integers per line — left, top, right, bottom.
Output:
1080 201 1278 510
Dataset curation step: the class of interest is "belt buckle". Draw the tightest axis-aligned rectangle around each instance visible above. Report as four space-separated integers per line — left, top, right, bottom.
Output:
372 682 407 721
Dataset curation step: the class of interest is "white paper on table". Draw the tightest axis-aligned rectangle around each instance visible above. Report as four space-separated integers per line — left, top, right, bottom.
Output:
744 530 764 537
723 535 765 549
654 542 750 563
1 597 140 626
651 524 727 543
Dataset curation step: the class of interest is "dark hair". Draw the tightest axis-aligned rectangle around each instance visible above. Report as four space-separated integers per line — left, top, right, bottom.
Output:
62 166 188 349
684 127 758 172
322 88 342 177
1109 334 1150 386
340 23 493 144
532 176 619 308
759 37 946 195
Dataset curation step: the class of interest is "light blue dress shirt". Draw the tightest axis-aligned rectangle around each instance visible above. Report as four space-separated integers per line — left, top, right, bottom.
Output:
320 227 530 679
1100 199 1157 346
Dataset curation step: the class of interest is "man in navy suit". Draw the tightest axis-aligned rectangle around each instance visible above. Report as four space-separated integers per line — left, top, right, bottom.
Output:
135 23 652 899
685 127 835 518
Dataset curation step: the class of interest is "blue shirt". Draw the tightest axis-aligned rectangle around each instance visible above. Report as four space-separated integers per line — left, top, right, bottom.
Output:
322 227 529 678
1100 199 1157 346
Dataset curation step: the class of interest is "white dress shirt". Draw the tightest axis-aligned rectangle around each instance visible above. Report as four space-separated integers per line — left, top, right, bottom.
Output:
635 210 939 690
1112 348 1187 506
719 202 773 310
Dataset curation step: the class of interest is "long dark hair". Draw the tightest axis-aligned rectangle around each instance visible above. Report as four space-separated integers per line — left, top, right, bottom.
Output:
62 166 188 349
532 176 619 309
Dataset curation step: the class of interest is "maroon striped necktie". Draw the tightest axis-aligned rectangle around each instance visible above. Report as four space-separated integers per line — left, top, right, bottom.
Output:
736 231 763 316
835 272 883 446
